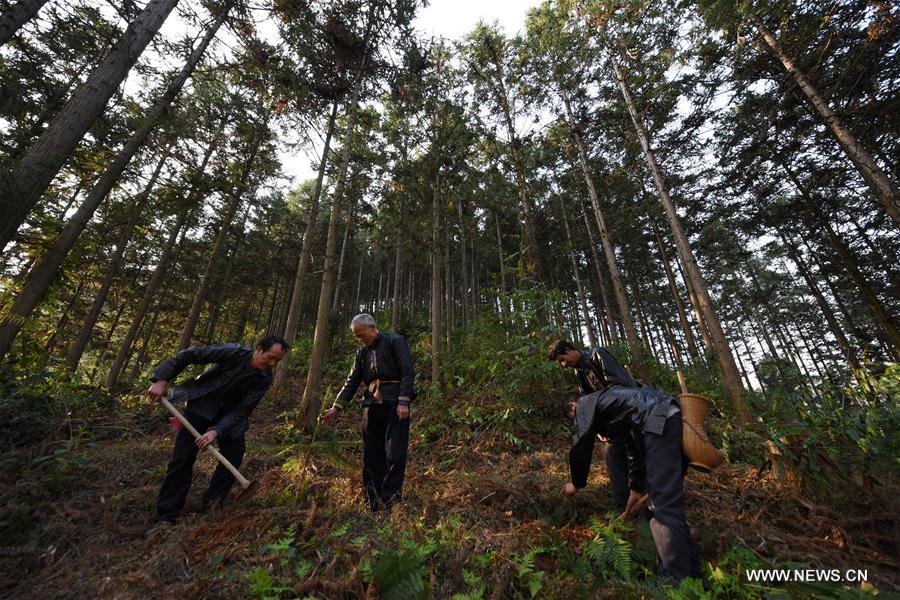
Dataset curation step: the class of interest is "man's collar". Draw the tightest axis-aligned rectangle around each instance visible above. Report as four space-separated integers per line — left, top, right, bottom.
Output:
575 350 592 371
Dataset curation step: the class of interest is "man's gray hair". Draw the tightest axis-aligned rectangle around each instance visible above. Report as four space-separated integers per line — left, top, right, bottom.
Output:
350 313 377 329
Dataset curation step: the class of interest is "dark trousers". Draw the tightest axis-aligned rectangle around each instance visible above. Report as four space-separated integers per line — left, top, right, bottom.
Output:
362 403 410 512
605 440 630 514
156 411 245 522
644 414 701 580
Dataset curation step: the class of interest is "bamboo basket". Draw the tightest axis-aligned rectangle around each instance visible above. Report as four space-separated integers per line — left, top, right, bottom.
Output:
678 393 725 472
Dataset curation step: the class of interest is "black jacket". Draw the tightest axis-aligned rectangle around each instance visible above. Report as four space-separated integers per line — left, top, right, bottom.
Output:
569 386 679 492
334 332 414 409
574 347 639 393
151 344 273 438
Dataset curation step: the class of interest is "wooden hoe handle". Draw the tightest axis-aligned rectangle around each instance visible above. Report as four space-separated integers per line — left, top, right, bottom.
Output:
160 396 251 489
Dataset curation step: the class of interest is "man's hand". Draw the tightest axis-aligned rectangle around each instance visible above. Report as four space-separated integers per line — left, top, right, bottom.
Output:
621 489 645 519
396 404 410 421
320 406 340 425
148 380 168 400
196 429 218 449
563 482 578 497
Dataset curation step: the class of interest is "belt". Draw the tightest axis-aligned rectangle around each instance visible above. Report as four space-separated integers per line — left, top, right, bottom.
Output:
367 379 400 402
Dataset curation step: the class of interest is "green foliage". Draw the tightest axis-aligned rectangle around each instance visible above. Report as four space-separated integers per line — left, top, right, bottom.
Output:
248 566 294 600
758 363 899 492
512 546 546 598
580 517 638 582
360 537 437 600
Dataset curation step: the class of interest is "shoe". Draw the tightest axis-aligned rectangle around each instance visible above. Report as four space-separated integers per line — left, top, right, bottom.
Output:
145 519 176 539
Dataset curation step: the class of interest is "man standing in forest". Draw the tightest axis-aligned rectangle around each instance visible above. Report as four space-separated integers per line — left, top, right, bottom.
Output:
550 342 701 581
548 340 642 515
146 336 289 531
320 314 414 512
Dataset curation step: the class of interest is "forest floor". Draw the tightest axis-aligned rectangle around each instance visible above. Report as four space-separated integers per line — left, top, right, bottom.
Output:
1 381 898 599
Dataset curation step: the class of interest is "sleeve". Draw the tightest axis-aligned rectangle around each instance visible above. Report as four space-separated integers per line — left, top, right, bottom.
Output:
333 350 364 409
393 335 415 404
569 432 596 489
212 377 269 436
622 431 647 493
151 345 242 383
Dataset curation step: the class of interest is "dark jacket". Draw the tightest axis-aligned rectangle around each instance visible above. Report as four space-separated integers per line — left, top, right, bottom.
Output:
333 332 414 409
569 386 679 492
574 347 639 393
151 344 273 438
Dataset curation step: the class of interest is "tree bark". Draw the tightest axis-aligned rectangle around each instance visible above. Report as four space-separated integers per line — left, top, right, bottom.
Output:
611 57 749 421
0 0 49 46
64 150 169 371
562 89 646 378
300 78 363 430
0 0 186 249
750 14 900 226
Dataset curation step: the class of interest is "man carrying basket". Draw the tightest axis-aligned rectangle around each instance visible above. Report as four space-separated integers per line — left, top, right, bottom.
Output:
549 340 701 581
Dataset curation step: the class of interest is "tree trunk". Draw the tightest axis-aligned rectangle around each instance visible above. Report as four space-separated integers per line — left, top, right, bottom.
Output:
562 90 645 378
788 174 900 357
44 275 87 355
179 120 265 350
458 200 471 324
0 0 188 249
580 205 616 343
493 212 509 324
64 150 169 371
0 7 230 360
206 206 250 343
430 170 443 388
105 125 219 388
0 0 49 46
559 193 597 348
128 300 163 381
332 204 355 312
89 299 127 384
389 225 401 331
750 14 900 226
444 222 452 354
355 253 364 313
779 231 861 374
273 104 339 390
645 199 699 360
300 78 363 430
611 58 749 421
491 79 544 283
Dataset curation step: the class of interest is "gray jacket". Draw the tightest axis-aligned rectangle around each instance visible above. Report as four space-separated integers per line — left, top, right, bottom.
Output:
570 385 679 491
152 344 273 438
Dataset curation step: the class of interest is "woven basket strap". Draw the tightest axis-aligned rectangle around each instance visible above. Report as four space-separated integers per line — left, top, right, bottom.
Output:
682 416 711 445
